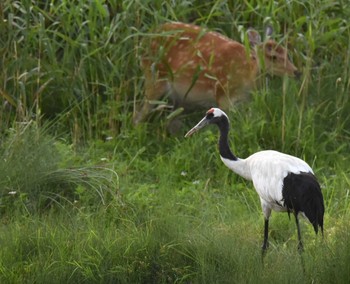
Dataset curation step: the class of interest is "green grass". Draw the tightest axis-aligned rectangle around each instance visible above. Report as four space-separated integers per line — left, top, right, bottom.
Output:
0 0 350 283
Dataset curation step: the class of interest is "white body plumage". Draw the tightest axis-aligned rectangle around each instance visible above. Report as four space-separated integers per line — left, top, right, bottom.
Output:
221 150 313 219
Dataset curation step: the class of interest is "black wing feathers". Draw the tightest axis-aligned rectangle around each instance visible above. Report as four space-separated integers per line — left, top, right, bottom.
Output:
282 172 324 234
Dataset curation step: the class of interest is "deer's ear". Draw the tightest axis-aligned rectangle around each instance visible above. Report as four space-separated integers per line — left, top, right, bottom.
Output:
247 28 261 47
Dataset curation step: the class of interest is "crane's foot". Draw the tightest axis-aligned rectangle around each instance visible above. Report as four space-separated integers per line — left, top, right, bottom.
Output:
298 242 304 253
261 242 269 259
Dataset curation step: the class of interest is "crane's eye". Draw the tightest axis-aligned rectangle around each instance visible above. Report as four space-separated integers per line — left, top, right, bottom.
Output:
206 112 214 119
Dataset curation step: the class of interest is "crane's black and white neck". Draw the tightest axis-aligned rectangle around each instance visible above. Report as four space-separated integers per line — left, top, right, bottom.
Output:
185 108 325 253
185 108 251 180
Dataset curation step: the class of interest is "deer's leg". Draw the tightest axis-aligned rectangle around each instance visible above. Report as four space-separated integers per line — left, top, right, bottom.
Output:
134 65 169 125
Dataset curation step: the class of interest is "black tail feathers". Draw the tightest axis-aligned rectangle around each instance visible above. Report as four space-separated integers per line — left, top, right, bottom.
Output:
305 195 324 235
283 172 325 235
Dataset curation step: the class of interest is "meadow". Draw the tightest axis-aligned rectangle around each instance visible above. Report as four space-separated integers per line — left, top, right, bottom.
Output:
1 0 350 283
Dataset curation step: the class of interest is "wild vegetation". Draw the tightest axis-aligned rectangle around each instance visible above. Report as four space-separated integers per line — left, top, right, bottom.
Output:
0 0 350 283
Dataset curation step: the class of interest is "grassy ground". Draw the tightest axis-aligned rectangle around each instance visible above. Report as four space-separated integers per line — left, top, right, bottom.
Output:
1 0 350 283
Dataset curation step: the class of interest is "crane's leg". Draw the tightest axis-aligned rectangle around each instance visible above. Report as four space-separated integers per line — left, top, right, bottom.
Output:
294 214 304 252
261 202 271 255
262 218 269 252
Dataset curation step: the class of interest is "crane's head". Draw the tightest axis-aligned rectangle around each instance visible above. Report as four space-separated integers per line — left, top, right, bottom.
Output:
185 108 229 137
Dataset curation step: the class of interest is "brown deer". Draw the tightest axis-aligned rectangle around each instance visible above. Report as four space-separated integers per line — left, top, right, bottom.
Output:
134 22 300 125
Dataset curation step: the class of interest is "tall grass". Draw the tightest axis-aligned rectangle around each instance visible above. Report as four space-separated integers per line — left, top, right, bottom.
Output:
1 0 350 138
1 195 350 283
0 121 119 213
0 0 350 283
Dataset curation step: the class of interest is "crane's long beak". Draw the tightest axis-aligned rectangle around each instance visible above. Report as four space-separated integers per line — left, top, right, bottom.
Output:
184 116 209 137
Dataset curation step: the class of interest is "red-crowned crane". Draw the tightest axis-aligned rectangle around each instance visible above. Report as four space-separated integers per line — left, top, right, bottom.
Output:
185 108 324 252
